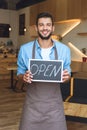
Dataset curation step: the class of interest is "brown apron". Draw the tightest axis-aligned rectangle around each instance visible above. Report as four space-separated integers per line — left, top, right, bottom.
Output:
19 41 67 130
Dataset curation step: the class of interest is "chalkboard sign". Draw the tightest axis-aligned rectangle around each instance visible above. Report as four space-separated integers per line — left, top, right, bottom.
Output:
29 59 63 83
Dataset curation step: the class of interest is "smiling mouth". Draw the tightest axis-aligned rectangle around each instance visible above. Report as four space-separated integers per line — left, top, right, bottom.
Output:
42 30 49 35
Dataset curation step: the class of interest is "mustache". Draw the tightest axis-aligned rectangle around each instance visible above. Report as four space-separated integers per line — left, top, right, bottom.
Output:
42 29 49 32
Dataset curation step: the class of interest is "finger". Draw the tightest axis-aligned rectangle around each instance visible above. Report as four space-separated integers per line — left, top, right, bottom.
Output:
23 71 33 83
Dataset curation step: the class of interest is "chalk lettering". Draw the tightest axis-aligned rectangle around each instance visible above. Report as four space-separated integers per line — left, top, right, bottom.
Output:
31 63 61 78
30 64 38 75
49 66 62 77
29 59 63 82
44 64 53 77
38 64 46 75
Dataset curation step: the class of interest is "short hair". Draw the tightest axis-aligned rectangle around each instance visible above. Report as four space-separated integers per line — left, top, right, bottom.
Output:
36 12 54 26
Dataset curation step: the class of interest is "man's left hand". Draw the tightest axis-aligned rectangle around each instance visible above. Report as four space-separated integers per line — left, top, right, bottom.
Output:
62 69 71 83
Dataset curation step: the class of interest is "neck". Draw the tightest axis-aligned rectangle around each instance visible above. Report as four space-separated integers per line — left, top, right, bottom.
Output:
38 37 53 48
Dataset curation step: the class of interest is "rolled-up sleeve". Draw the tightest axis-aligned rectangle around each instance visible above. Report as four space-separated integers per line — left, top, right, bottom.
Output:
63 47 71 75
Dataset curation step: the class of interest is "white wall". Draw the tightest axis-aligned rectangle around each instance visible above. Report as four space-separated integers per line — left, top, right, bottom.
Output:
0 9 18 49
0 7 33 50
17 7 31 48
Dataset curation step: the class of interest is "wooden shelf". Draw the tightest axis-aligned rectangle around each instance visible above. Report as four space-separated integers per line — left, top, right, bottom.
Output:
78 32 87 36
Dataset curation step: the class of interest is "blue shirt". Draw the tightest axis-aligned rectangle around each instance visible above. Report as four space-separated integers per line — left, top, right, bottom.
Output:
17 39 71 75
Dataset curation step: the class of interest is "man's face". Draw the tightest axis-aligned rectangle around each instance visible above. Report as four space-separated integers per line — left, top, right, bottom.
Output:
36 18 54 40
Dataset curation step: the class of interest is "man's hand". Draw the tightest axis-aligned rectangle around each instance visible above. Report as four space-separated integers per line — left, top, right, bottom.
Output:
62 69 71 83
23 70 33 83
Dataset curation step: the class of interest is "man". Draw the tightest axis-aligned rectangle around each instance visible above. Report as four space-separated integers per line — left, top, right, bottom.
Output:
17 12 71 130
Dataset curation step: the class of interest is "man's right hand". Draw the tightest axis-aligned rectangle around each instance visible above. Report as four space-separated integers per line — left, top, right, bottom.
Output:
23 70 33 83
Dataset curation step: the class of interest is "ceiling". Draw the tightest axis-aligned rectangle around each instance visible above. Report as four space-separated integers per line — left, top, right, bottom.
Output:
0 0 46 10
0 0 19 10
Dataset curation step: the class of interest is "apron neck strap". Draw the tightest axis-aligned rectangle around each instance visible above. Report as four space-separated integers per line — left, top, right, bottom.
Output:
32 40 36 59
32 40 58 60
54 46 58 60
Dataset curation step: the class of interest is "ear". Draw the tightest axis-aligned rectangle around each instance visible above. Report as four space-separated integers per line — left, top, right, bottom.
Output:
52 25 55 32
34 25 38 32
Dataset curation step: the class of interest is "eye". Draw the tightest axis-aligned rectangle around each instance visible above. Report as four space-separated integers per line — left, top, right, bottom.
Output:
47 23 52 26
38 23 43 27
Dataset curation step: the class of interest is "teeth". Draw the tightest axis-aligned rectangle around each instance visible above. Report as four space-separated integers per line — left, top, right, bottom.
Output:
43 31 48 35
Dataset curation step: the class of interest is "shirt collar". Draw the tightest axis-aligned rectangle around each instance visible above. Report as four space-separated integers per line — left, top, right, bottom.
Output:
35 39 56 50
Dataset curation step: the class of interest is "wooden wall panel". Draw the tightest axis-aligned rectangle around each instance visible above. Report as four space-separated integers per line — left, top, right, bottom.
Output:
67 0 82 19
30 0 87 25
38 0 57 22
30 0 67 25
55 0 67 21
81 0 87 19
30 0 56 25
38 1 50 13
30 4 39 25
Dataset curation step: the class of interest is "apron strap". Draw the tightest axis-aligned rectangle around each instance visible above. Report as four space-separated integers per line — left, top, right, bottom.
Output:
32 40 58 60
32 40 36 59
54 46 58 60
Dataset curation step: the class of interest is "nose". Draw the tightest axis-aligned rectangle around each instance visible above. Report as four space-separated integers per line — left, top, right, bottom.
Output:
43 25 47 29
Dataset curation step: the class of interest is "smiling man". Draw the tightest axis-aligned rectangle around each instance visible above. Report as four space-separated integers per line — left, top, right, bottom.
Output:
36 15 54 40
17 12 71 130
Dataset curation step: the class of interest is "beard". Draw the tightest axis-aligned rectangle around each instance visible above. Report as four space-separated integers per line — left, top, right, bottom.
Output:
37 31 53 40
